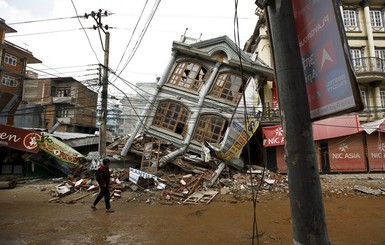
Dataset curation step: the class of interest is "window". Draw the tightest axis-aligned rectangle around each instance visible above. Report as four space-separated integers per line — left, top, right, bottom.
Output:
370 10 384 31
209 73 245 104
168 62 207 91
380 90 385 108
375 49 385 70
343 9 359 31
152 101 189 135
56 108 69 118
350 48 362 68
4 54 17 66
361 89 368 111
56 87 71 97
193 114 228 144
1 75 17 87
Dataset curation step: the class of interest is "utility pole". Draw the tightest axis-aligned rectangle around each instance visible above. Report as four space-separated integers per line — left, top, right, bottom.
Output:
85 10 110 158
259 0 330 244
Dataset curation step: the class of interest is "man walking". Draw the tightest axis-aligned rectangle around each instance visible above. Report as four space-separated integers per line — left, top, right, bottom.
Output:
91 158 114 212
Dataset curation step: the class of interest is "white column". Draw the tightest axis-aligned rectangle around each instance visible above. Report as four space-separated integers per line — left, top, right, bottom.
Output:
362 1 375 58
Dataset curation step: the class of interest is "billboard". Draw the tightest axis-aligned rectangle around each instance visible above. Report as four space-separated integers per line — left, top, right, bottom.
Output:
292 0 363 120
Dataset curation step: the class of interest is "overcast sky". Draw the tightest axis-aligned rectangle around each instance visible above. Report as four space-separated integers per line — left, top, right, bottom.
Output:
2 0 259 96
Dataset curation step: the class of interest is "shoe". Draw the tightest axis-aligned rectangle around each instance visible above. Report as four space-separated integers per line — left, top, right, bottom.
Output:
106 209 115 213
90 205 96 210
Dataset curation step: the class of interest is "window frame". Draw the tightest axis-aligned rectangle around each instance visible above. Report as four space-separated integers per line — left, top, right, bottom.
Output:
1 74 18 87
4 53 17 66
209 72 245 104
370 10 384 31
193 114 228 144
360 89 368 112
168 61 207 91
56 108 69 118
152 101 190 136
343 9 359 31
55 87 71 97
375 49 385 70
380 90 385 108
350 48 363 68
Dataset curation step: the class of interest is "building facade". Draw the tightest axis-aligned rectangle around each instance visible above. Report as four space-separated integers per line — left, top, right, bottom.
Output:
0 18 41 125
21 77 98 133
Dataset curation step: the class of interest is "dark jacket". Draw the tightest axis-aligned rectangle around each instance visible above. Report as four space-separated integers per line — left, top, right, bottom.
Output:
95 164 110 187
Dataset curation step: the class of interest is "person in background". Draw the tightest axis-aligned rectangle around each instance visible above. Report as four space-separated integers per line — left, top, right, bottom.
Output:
90 158 114 212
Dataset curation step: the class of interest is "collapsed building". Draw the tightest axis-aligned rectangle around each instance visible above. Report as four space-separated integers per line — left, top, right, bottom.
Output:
119 35 274 172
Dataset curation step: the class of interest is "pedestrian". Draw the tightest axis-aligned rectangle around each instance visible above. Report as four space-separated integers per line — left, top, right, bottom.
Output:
91 158 114 212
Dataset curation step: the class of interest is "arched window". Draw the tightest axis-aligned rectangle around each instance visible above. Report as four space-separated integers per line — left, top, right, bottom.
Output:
153 101 189 136
193 114 228 144
209 73 245 104
168 62 207 91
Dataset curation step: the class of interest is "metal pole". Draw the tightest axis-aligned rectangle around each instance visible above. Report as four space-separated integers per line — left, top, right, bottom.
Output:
99 31 110 158
266 1 329 244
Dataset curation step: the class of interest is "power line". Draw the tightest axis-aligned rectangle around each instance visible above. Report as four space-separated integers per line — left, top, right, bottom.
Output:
7 16 82 25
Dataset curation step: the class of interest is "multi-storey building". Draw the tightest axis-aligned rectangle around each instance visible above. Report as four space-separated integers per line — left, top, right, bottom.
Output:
21 77 98 133
246 0 385 173
121 35 274 167
0 18 41 125
341 0 385 121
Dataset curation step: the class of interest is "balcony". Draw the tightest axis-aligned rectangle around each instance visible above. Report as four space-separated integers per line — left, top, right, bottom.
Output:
52 96 74 104
352 57 385 83
57 116 95 127
261 102 281 123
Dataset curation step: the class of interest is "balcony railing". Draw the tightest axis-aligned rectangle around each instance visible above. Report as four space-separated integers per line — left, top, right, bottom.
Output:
352 57 385 73
261 102 280 122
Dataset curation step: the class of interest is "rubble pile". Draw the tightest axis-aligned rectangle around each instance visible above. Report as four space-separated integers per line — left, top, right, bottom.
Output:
43 162 291 205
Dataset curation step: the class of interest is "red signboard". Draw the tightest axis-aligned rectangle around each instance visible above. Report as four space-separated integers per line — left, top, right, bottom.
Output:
366 133 385 171
328 134 366 172
0 124 40 153
292 0 363 120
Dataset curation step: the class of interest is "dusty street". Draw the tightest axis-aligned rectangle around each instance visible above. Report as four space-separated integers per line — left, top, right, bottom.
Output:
0 174 384 245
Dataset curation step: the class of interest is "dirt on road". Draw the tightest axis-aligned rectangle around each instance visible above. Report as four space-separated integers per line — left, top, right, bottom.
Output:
0 174 384 245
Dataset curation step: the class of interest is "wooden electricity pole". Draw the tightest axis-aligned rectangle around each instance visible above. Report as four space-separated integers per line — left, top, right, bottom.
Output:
85 10 110 158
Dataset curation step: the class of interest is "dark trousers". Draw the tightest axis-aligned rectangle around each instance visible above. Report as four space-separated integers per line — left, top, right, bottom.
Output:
93 186 111 209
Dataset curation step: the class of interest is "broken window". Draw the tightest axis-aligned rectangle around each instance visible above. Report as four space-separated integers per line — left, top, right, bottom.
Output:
209 73 245 104
168 62 207 91
193 114 228 144
153 101 190 136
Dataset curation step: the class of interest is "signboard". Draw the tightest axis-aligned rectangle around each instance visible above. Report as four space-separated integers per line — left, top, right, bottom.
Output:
366 133 385 171
328 134 366 171
292 0 363 120
38 133 85 166
0 124 40 153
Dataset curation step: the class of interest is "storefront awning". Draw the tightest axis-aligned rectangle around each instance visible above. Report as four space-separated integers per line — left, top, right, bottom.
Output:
263 114 363 147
